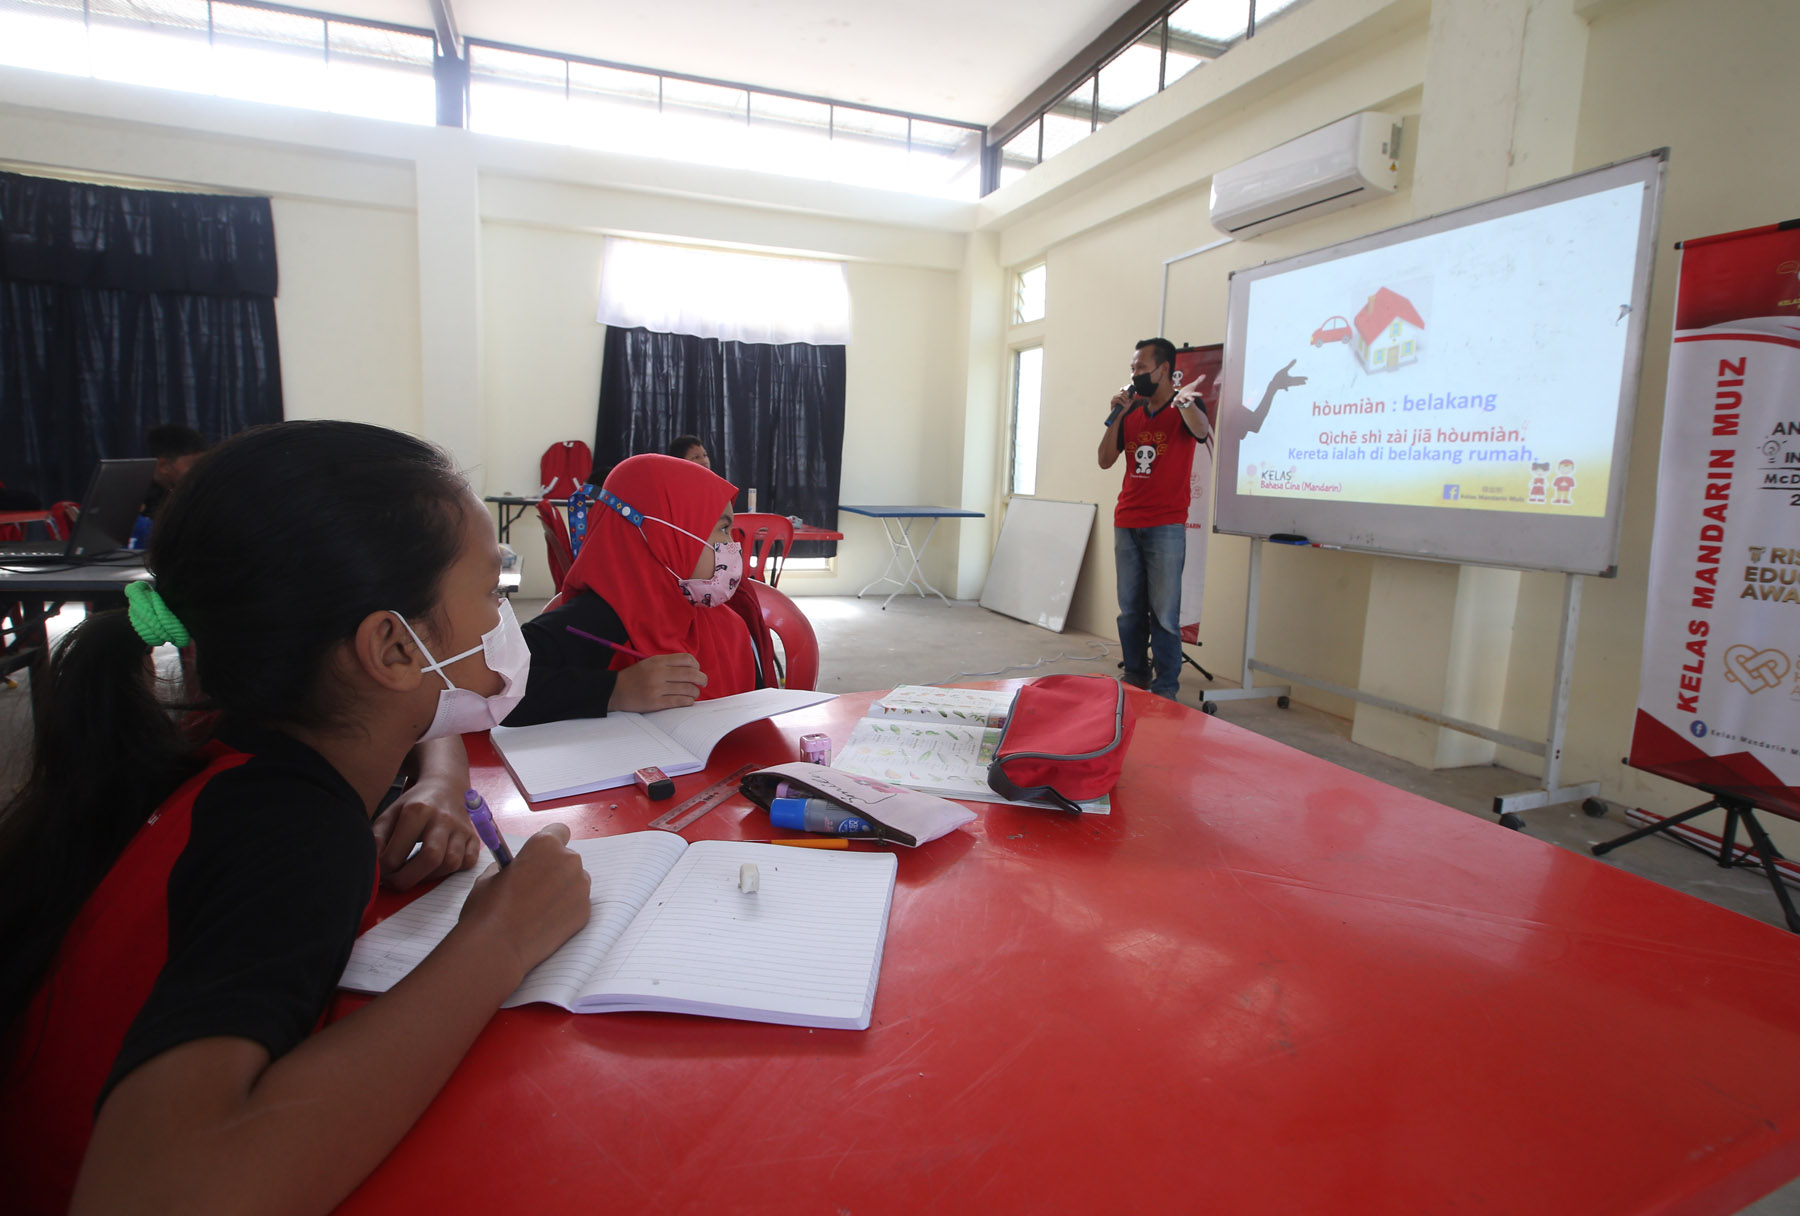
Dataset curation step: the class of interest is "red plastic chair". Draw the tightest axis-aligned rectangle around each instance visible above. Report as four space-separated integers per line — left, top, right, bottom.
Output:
47 501 78 541
536 499 574 594
731 513 795 588
739 578 818 690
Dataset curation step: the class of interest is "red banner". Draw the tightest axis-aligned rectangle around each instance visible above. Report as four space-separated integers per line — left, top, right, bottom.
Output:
1627 221 1800 819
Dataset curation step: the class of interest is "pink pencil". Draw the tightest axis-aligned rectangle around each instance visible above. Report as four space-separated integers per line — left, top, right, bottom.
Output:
566 625 650 661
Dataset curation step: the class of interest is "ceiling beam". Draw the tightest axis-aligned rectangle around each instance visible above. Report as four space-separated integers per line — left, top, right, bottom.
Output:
428 0 463 59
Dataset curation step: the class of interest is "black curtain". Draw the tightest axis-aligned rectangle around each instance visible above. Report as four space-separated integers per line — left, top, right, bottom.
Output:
595 326 846 559
0 171 283 504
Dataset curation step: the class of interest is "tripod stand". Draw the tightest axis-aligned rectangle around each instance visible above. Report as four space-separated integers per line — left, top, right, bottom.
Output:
1592 794 1800 933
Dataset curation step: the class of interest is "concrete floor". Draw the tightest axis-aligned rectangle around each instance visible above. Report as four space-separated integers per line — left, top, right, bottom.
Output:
6 595 1799 1212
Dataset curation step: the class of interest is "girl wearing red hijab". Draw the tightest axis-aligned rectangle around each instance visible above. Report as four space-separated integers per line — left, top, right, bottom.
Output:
505 454 768 725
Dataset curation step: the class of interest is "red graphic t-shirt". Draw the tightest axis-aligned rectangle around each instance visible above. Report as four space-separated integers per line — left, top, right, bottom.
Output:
1114 401 1201 528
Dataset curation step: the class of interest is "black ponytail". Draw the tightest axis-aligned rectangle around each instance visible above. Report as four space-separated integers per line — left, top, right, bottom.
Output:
0 421 468 1035
0 610 194 1035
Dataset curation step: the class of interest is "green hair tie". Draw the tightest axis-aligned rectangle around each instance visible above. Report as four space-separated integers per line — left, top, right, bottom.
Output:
124 580 190 648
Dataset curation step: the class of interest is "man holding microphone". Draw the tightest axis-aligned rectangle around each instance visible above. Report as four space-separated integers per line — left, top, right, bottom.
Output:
1096 337 1211 699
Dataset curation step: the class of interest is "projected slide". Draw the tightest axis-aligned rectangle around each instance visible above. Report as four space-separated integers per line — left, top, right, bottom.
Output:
1234 182 1647 517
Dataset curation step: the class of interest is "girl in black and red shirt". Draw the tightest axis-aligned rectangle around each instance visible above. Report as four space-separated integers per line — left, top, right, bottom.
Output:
0 421 592 1215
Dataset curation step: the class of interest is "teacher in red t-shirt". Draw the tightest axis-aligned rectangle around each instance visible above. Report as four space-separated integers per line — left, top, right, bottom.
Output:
1096 337 1211 699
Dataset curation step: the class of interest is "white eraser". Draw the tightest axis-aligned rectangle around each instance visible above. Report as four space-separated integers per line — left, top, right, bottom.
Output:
739 862 759 894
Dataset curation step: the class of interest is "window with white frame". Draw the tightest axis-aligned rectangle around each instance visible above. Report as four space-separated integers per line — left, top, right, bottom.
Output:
0 0 439 125
1013 262 1046 325
1010 345 1044 496
466 42 983 200
991 0 1313 190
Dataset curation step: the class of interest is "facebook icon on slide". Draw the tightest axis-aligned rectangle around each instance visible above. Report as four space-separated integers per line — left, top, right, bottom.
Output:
1442 484 1460 501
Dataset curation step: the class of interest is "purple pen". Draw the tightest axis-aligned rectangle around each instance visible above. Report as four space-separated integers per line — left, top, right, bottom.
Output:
565 624 651 661
464 788 514 868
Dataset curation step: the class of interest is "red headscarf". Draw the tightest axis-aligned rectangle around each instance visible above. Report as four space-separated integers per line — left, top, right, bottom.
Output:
561 453 758 699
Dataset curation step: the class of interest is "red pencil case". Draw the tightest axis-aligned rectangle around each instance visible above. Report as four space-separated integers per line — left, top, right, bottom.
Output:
986 675 1136 812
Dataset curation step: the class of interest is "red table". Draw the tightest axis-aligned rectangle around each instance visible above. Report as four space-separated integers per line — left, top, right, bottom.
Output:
793 522 844 542
335 687 1800 1215
0 509 60 538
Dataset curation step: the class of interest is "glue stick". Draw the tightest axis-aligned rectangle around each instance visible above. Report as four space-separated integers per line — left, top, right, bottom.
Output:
769 797 875 836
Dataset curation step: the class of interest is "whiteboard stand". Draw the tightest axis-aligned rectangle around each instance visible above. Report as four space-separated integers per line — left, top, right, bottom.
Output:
1195 539 1292 712
1199 540 1601 829
1489 573 1603 829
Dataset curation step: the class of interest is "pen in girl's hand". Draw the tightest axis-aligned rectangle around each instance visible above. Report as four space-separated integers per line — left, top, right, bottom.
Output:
464 788 514 868
565 625 651 660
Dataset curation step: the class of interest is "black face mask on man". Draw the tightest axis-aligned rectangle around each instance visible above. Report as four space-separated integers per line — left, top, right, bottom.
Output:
1131 370 1159 396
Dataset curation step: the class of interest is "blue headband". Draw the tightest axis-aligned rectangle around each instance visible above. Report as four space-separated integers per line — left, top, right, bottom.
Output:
596 487 643 527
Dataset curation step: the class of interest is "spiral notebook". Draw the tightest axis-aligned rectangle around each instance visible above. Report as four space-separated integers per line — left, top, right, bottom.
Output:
339 832 897 1030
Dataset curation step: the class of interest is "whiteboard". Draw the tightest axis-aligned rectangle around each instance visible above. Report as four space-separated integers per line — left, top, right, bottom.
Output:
980 497 1097 632
1213 151 1666 576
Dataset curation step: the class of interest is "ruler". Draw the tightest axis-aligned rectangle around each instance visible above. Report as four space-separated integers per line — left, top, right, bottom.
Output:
648 763 758 832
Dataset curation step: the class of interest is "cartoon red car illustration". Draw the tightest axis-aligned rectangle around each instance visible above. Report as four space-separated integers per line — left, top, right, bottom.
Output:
1310 316 1351 346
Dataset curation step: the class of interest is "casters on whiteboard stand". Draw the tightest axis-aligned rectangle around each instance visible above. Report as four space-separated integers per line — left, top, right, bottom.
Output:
1581 797 1609 818
1276 695 1291 709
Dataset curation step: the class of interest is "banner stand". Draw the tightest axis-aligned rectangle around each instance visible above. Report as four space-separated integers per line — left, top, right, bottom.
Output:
1616 219 1800 930
1593 795 1800 932
1200 539 1601 827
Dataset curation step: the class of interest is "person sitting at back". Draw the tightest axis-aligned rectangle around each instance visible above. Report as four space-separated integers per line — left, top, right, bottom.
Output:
142 424 209 519
505 453 769 725
666 435 712 469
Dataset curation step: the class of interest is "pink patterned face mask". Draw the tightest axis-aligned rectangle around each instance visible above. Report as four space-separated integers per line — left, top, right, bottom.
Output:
643 514 742 607
674 540 743 607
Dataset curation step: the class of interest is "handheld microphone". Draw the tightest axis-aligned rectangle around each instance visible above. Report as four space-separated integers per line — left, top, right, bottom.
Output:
1105 384 1135 427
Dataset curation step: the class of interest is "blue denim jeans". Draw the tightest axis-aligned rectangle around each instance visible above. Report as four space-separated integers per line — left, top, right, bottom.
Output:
1114 523 1186 698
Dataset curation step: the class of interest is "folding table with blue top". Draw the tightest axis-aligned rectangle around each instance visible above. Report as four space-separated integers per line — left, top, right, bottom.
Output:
838 504 985 608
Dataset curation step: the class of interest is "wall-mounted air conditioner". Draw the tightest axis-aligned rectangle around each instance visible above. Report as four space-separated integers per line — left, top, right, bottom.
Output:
1209 112 1401 239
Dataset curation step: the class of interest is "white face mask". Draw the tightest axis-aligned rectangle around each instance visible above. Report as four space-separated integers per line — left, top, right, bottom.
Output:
394 598 530 741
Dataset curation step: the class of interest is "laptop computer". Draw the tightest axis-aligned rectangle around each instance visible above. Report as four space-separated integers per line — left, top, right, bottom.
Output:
0 458 158 563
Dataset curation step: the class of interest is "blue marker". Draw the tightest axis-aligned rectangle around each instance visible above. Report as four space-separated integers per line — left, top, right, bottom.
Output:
768 797 876 837
464 788 514 868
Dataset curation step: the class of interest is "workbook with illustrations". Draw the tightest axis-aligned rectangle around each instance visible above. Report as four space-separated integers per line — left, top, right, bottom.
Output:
339 832 896 1031
489 687 835 802
835 686 1110 813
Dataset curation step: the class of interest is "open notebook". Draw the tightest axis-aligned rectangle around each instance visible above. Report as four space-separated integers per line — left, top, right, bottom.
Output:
339 832 896 1030
490 687 835 802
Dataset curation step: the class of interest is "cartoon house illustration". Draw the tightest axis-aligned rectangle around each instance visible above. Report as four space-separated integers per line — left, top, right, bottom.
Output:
1352 287 1425 374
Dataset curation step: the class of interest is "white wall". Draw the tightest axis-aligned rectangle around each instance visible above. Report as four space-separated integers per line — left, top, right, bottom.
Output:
478 222 607 500
273 198 424 434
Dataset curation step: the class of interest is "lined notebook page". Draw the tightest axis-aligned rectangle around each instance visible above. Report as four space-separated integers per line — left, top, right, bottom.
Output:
576 840 897 1030
504 833 688 1007
656 688 836 760
489 713 699 801
339 832 688 1009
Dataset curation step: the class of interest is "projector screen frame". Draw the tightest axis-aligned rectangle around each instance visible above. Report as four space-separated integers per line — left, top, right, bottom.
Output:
1213 149 1668 578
